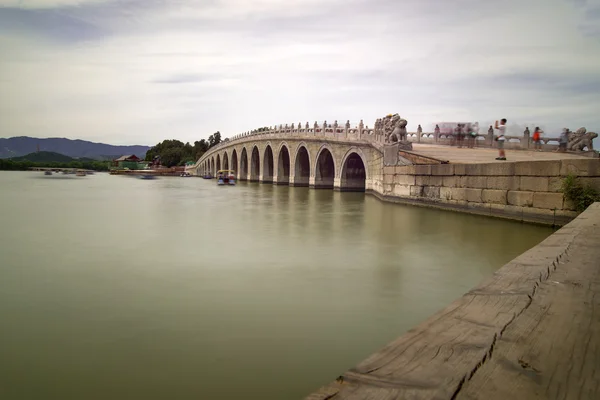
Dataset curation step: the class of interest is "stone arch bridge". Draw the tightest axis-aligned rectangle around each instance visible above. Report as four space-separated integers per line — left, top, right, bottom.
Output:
190 124 388 191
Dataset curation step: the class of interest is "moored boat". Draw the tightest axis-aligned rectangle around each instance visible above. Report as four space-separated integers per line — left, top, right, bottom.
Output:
75 170 86 177
44 170 52 176
216 170 236 186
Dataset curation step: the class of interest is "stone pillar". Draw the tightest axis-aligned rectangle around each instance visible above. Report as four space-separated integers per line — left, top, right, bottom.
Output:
417 124 422 143
524 127 531 149
358 119 364 139
487 125 494 147
383 143 400 166
333 177 342 191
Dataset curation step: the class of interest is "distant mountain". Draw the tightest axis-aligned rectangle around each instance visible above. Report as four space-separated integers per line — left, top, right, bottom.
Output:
10 151 75 163
0 136 151 160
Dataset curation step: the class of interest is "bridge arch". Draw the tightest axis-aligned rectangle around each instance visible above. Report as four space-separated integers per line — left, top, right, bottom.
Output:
276 142 291 185
340 148 367 192
250 145 260 182
223 152 229 171
262 143 274 183
211 157 215 175
314 144 336 189
216 154 221 172
240 148 248 181
231 149 238 178
293 143 311 187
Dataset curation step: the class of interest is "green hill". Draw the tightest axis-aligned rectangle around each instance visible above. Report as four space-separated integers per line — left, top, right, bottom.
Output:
10 151 75 163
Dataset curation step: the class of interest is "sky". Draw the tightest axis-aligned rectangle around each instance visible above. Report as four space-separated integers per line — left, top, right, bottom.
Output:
1 0 599 145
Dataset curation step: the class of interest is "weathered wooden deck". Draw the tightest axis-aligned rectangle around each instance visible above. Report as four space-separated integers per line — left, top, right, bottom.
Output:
306 203 600 400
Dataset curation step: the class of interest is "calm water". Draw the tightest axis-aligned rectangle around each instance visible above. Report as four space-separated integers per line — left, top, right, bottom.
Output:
0 171 552 399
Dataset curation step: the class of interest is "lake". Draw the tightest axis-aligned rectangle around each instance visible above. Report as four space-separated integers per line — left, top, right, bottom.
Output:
0 171 553 399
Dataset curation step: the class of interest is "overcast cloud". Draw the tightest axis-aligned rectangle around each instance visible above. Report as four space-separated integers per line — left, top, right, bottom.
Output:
1 0 599 145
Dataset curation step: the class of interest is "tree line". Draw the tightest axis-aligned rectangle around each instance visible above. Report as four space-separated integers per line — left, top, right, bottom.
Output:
144 132 221 167
0 159 110 171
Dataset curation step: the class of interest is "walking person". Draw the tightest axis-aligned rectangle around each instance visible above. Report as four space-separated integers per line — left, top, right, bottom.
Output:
557 128 569 152
494 118 507 160
457 124 466 148
467 122 478 148
533 127 544 151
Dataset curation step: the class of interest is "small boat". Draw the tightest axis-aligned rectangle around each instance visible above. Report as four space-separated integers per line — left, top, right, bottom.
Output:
216 170 236 186
203 173 213 179
180 172 192 177
76 170 86 177
139 174 157 180
44 170 52 176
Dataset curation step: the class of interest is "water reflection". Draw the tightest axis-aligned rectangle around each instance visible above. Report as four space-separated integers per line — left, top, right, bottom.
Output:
0 172 553 400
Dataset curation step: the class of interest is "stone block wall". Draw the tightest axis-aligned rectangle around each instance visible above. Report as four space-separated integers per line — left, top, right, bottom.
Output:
372 159 600 226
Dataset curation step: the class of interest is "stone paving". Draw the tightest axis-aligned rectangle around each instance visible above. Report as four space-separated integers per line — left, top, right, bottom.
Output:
306 203 600 400
411 144 591 164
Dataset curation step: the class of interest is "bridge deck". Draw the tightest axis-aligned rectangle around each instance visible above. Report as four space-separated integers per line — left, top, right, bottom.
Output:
306 203 600 400
411 144 591 164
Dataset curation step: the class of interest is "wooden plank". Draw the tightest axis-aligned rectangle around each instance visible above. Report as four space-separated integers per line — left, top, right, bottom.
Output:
305 204 600 400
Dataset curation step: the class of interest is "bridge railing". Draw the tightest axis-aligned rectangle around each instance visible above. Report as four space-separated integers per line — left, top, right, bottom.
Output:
406 130 562 151
193 122 573 170
203 120 384 156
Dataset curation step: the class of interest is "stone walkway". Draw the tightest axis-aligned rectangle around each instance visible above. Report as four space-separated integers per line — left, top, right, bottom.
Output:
411 144 591 164
306 203 600 400
456 204 600 399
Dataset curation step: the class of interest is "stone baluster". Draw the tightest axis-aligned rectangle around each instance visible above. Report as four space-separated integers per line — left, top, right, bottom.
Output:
358 119 364 139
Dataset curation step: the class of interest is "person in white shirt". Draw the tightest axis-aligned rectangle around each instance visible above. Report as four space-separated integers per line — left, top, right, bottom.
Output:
494 118 507 160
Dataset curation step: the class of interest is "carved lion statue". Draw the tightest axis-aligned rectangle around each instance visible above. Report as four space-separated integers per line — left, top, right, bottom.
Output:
377 113 408 143
568 127 597 152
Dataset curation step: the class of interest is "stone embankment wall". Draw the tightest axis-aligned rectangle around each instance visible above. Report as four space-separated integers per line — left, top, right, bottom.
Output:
370 158 600 226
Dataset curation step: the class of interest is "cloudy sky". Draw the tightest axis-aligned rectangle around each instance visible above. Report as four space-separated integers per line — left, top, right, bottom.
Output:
1 0 599 145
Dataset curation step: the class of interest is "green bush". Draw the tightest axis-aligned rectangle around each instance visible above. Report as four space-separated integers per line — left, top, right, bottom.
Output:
562 174 600 212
